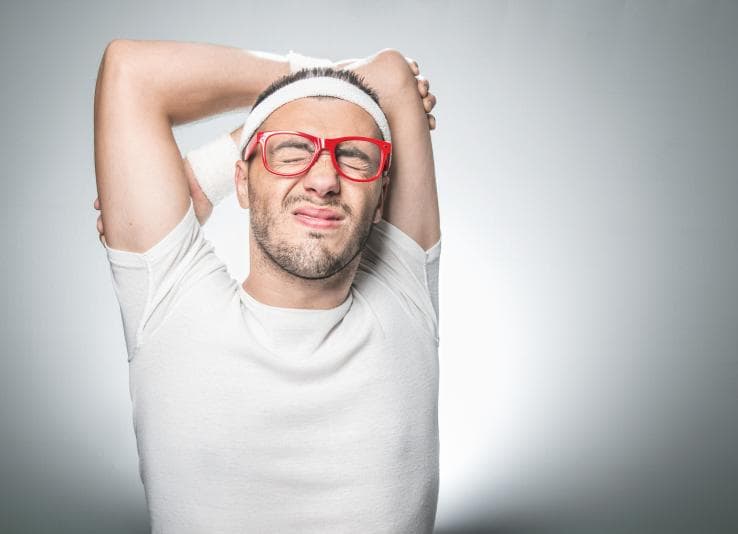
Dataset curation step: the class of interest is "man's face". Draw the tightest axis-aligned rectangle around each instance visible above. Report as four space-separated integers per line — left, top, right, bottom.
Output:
235 97 388 280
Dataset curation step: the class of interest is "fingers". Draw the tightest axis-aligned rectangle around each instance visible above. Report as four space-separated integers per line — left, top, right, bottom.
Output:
96 207 106 247
423 93 437 113
411 65 436 131
94 197 107 247
416 76 429 98
405 56 419 76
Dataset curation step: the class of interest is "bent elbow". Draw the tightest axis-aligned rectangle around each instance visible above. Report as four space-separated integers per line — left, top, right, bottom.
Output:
97 39 142 87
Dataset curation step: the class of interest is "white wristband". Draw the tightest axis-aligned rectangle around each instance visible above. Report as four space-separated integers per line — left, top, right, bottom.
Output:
185 132 240 207
286 50 333 73
186 51 333 206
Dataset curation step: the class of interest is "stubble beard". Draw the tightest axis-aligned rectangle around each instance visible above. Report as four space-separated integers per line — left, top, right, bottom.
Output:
249 192 376 281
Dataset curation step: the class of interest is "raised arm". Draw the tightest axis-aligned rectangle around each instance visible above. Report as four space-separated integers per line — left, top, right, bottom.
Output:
182 53 436 229
349 50 440 252
94 39 288 252
94 45 437 248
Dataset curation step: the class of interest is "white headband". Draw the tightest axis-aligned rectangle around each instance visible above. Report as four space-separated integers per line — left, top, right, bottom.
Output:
237 76 391 156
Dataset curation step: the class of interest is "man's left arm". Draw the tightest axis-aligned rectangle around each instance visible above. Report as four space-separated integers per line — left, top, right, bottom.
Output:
353 50 440 252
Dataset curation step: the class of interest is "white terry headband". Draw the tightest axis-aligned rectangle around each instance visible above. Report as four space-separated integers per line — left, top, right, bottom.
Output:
237 76 391 156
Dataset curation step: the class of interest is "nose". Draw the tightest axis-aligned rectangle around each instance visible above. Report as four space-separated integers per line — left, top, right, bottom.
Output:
301 149 340 197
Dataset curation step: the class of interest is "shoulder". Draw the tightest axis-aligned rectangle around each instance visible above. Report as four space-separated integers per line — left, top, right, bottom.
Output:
354 218 441 344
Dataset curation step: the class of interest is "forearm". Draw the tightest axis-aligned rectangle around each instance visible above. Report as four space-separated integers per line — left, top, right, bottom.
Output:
111 39 288 223
381 81 440 248
182 50 335 221
114 39 289 125
178 48 437 236
352 51 440 250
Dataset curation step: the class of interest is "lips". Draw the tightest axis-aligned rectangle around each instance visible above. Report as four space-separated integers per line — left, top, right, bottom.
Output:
292 206 345 230
292 207 344 220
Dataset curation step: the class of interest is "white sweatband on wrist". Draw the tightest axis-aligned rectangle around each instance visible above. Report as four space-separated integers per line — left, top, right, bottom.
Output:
237 77 391 158
185 132 240 207
286 50 333 73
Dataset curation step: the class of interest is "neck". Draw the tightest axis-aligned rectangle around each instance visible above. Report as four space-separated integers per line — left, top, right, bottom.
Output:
242 232 359 310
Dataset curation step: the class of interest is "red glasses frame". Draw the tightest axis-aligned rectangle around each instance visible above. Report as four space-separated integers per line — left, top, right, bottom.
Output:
242 130 392 183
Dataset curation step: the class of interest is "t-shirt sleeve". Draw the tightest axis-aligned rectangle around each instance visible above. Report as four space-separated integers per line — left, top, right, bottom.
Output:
103 199 217 360
357 219 442 345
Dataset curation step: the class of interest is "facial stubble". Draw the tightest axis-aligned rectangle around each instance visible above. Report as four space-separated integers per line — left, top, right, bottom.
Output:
249 189 377 281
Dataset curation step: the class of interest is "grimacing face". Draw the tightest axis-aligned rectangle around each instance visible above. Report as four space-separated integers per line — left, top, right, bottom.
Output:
235 97 389 281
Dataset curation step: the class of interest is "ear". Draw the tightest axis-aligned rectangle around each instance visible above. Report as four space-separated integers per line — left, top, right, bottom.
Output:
372 174 390 224
235 159 250 209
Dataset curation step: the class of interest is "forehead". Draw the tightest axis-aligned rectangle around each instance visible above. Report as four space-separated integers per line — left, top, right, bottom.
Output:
260 97 382 139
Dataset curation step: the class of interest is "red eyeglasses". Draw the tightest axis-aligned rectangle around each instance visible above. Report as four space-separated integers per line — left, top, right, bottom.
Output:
242 130 392 183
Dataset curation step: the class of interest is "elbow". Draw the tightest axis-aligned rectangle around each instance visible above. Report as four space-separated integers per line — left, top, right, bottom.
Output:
97 39 142 86
94 40 146 130
373 49 418 91
103 39 141 64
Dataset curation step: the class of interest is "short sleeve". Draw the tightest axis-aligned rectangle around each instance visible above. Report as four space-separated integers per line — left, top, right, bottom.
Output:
103 199 217 360
357 219 442 344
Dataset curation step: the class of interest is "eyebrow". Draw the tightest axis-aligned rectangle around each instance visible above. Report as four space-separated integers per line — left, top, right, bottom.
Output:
272 140 314 151
335 146 372 162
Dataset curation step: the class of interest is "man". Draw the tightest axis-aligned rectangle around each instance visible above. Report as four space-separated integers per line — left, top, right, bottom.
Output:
94 40 440 533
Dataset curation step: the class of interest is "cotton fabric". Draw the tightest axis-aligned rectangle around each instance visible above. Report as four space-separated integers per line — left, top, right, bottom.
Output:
104 200 441 533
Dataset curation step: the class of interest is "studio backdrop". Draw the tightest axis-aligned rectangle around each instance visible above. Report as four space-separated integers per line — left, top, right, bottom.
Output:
1 1 737 533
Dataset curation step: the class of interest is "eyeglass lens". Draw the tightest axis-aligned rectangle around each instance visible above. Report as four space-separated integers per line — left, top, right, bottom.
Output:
264 133 381 180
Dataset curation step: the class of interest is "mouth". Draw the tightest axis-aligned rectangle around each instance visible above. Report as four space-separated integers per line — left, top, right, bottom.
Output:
292 206 345 229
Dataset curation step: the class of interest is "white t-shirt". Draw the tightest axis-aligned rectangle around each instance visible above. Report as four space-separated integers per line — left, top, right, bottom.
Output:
104 199 441 534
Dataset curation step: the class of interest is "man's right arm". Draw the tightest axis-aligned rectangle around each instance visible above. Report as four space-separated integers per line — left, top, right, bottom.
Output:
94 39 288 253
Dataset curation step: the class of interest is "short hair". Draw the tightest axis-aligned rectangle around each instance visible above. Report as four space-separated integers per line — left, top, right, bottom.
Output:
252 67 381 109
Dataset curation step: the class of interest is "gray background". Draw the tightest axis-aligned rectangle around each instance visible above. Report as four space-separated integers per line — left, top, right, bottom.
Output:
1 1 737 533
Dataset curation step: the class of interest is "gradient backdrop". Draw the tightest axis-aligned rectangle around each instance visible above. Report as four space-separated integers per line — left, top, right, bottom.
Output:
2 1 737 533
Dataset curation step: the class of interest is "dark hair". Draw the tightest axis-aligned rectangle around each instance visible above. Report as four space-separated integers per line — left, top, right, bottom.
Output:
252 67 381 109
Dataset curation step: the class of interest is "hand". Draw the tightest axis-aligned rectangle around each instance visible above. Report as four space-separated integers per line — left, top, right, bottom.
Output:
94 196 106 247
334 51 436 131
414 70 437 131
402 57 436 131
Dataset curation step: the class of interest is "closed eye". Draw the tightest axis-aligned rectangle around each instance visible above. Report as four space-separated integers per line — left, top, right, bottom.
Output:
336 147 371 162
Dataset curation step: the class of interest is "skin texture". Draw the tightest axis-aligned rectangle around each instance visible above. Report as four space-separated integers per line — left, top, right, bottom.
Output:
234 98 389 309
95 54 436 237
94 40 292 254
94 43 437 309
